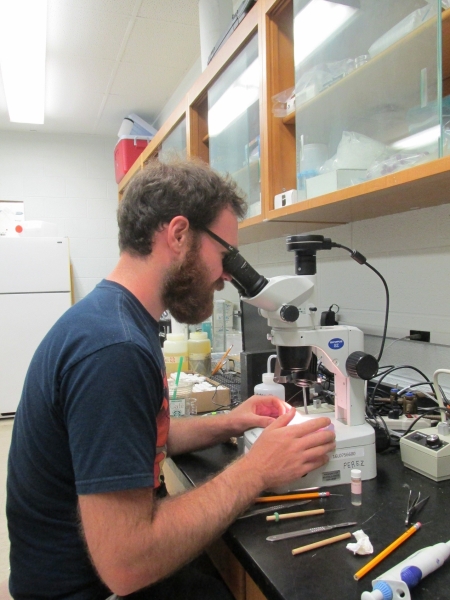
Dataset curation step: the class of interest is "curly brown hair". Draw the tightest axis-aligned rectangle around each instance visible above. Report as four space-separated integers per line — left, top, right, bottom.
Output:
118 158 247 256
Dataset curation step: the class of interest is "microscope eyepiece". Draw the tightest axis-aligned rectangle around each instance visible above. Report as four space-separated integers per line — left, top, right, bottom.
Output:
202 227 268 298
222 249 268 298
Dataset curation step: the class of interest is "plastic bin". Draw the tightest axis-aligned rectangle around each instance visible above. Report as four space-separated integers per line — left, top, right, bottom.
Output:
114 136 152 183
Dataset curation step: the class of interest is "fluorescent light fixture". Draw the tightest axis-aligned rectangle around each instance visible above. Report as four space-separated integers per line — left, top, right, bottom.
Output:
294 0 357 67
208 58 259 137
392 125 440 150
0 0 48 124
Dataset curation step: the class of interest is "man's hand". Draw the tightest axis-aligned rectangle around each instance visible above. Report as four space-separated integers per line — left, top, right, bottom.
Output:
227 394 291 434
243 408 336 490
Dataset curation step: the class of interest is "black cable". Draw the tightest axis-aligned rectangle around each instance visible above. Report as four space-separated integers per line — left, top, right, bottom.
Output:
401 407 450 437
332 243 389 363
369 365 432 407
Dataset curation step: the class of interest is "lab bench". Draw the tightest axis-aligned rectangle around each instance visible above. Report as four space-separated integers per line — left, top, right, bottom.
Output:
164 440 450 600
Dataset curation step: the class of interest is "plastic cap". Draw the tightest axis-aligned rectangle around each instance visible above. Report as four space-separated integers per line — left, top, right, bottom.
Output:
351 469 361 478
15 225 23 233
262 373 275 384
361 583 390 600
190 332 208 340
166 333 185 341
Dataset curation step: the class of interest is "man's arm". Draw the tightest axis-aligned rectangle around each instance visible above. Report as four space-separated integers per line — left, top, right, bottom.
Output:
79 410 335 596
167 394 291 456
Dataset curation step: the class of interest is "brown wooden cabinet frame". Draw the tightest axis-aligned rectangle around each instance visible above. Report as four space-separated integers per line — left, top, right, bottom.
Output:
118 0 450 246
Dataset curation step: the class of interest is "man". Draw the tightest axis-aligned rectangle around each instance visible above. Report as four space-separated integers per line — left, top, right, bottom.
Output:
7 159 335 599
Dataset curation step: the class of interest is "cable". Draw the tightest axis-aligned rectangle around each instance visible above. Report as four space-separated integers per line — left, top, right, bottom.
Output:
401 406 450 437
332 243 390 363
382 334 421 354
396 383 438 405
368 365 433 407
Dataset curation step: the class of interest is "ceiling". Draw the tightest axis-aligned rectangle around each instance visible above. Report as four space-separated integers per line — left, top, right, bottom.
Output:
0 0 201 137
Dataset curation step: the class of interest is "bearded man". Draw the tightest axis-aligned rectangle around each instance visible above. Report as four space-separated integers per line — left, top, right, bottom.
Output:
7 159 335 600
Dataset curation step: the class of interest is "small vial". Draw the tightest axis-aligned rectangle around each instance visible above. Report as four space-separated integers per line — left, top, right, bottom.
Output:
351 469 362 506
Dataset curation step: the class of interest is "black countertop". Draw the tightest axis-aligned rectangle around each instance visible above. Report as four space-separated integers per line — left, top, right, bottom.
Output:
174 440 450 600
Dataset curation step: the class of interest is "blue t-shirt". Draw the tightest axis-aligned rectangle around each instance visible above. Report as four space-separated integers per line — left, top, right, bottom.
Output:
7 280 170 599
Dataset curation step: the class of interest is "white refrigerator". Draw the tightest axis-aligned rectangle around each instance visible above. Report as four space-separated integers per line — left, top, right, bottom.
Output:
0 237 72 415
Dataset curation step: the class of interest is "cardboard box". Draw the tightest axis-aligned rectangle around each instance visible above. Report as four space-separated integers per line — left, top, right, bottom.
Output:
306 169 366 199
193 376 231 413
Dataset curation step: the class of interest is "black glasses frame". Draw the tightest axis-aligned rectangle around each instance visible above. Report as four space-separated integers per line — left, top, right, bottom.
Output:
202 227 237 254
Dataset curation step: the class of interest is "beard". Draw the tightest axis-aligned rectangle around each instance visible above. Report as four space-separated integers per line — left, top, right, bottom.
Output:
161 240 224 325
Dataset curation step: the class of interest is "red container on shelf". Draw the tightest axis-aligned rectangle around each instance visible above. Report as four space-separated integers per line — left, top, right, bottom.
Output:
114 136 152 183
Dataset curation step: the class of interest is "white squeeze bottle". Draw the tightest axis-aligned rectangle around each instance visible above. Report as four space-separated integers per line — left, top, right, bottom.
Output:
254 355 285 400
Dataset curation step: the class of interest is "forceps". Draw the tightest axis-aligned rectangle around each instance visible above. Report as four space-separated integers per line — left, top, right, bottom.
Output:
405 490 429 526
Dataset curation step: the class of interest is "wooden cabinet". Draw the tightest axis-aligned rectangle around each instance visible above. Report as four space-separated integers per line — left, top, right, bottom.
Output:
163 459 267 600
118 0 450 247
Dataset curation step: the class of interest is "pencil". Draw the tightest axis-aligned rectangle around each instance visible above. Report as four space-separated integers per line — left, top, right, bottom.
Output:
211 345 233 376
266 508 325 521
292 532 351 555
255 492 330 503
353 522 421 581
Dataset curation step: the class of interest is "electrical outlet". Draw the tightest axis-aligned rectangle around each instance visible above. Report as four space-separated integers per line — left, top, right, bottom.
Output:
409 330 430 342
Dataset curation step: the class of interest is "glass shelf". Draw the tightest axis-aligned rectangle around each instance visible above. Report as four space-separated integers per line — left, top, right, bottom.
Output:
293 0 442 201
208 34 261 218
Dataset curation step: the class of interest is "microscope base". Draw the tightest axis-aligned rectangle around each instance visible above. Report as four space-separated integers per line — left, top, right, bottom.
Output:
243 412 377 492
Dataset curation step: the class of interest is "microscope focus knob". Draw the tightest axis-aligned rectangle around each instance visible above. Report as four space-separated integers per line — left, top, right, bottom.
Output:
279 304 300 323
346 351 378 380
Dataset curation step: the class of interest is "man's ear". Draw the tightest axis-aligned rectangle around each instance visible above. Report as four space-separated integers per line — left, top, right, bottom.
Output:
166 216 191 256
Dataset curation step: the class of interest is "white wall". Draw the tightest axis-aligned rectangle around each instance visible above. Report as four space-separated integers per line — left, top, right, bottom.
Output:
0 132 119 303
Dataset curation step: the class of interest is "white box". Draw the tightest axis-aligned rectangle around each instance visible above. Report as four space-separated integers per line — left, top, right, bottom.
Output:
274 189 297 209
306 169 366 199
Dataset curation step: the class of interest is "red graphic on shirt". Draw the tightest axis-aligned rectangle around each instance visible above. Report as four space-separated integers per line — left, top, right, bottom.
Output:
154 370 170 487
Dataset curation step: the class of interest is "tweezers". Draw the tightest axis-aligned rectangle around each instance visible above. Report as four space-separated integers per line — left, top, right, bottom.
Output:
405 490 429 526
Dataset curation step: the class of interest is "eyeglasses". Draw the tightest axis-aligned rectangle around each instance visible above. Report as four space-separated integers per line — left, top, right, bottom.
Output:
202 227 237 254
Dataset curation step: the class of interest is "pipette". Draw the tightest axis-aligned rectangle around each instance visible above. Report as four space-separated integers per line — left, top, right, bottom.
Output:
361 540 450 600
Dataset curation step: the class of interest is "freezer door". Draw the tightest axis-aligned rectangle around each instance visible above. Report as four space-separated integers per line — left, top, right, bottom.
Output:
0 237 71 293
0 292 72 415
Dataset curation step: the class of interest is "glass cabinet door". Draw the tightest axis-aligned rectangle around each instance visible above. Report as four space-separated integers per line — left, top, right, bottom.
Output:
159 118 187 161
208 34 261 218
293 0 442 201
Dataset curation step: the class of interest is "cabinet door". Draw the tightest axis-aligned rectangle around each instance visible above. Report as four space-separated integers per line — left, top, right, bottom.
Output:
293 0 442 201
159 117 187 161
208 34 261 218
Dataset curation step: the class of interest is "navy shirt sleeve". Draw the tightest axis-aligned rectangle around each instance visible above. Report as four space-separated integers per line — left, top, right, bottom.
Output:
61 341 164 495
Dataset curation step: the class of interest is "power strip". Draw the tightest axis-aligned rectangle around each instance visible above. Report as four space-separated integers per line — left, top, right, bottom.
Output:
380 415 434 431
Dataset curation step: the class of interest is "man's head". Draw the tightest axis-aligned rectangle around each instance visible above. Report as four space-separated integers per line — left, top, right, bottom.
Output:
117 158 247 257
117 158 247 324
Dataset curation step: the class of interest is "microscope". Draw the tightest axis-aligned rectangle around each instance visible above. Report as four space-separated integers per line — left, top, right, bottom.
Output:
223 234 378 490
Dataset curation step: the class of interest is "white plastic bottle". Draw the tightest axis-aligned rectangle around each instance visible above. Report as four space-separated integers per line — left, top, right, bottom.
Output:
163 333 188 375
188 331 212 376
254 355 285 400
254 373 286 400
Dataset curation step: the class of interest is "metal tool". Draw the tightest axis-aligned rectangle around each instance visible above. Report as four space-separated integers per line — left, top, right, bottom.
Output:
237 500 311 520
405 490 429 526
267 521 357 542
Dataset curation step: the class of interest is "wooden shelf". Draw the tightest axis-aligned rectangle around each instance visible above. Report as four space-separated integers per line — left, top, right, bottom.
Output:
119 0 450 250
